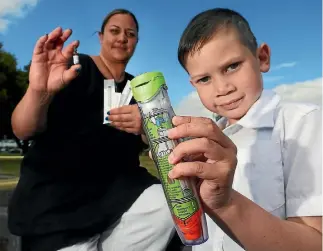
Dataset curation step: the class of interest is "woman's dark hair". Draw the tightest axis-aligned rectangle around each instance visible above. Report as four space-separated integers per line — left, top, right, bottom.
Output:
100 9 139 33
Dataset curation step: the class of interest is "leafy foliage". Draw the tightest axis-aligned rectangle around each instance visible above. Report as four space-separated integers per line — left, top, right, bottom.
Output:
0 42 31 153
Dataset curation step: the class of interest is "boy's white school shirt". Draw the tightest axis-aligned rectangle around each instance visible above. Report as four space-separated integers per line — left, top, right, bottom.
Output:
193 89 322 251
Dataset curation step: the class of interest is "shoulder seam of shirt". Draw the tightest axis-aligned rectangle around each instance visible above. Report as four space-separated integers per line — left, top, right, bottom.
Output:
277 101 320 119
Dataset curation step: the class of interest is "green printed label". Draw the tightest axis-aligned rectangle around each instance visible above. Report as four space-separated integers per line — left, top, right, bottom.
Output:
143 108 199 221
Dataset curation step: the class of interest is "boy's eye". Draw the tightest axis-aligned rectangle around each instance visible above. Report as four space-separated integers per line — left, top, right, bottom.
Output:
197 76 210 84
226 62 241 73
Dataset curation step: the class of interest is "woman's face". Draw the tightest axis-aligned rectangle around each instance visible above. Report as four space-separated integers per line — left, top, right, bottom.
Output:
99 14 138 63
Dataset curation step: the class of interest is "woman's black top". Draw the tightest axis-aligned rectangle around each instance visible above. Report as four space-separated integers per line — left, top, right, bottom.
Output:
8 54 159 251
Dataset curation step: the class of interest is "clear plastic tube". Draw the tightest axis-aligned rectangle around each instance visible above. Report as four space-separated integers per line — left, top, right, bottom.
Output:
103 79 115 124
119 80 133 107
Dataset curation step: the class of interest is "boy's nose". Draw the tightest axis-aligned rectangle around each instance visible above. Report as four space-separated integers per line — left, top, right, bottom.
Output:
214 81 236 97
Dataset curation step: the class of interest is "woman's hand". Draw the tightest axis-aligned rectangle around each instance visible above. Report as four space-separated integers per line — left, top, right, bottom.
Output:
166 116 238 211
107 104 143 135
29 27 81 94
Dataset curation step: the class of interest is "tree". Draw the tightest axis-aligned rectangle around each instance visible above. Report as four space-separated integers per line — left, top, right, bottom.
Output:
0 42 30 154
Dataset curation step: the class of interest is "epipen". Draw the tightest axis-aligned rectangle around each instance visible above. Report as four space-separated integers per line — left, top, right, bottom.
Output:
130 72 208 246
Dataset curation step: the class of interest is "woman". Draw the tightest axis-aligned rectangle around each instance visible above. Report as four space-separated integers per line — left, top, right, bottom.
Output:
8 9 174 251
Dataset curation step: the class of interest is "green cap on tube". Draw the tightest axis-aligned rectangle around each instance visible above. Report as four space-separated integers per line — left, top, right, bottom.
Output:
130 72 165 103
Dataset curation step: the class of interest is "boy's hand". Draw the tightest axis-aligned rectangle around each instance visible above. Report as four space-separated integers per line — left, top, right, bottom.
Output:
107 105 143 135
167 116 237 211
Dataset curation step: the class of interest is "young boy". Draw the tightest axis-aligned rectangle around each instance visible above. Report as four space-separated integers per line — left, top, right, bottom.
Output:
166 8 322 251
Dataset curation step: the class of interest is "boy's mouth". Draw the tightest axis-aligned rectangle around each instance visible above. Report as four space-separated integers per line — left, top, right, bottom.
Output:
220 97 244 110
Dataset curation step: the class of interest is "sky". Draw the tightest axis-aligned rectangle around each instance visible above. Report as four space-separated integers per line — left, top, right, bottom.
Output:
0 0 321 110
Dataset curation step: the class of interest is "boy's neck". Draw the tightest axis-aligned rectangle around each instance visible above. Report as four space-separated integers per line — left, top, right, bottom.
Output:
227 119 239 126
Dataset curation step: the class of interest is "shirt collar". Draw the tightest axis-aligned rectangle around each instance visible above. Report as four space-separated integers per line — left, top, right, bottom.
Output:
217 89 281 129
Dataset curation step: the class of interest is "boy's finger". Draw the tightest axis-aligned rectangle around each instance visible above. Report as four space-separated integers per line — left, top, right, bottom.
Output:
167 121 232 148
172 116 213 126
168 138 224 165
169 162 215 180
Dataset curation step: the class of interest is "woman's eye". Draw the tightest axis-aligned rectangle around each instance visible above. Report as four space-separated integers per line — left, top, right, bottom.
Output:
110 29 119 34
197 76 210 84
127 32 136 38
226 62 240 73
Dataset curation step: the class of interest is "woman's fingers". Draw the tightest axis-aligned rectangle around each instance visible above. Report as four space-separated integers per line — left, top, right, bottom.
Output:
60 28 73 43
62 40 79 59
61 64 81 86
33 34 49 55
44 27 74 52
109 105 135 115
108 113 133 122
110 121 135 128
44 27 63 50
33 27 77 59
56 29 73 51
47 27 63 40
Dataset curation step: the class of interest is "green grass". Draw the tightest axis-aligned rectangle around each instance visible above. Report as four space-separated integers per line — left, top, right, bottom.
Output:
0 153 21 156
0 155 158 178
0 157 22 177
139 155 158 177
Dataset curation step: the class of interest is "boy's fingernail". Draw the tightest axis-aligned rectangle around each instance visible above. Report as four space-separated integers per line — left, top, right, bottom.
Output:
107 111 110 115
75 67 81 73
105 116 109 121
168 170 175 179
167 129 174 137
168 152 175 163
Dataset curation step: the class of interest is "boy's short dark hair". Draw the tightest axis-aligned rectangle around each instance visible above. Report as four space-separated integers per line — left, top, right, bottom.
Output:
178 8 258 69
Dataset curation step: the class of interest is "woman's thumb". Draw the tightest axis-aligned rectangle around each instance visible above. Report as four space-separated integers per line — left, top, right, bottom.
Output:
62 64 82 85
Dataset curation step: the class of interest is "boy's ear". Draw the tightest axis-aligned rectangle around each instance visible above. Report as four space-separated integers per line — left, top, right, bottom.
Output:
257 43 271 73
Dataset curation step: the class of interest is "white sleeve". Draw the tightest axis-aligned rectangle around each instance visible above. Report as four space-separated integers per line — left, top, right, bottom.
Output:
282 107 322 218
